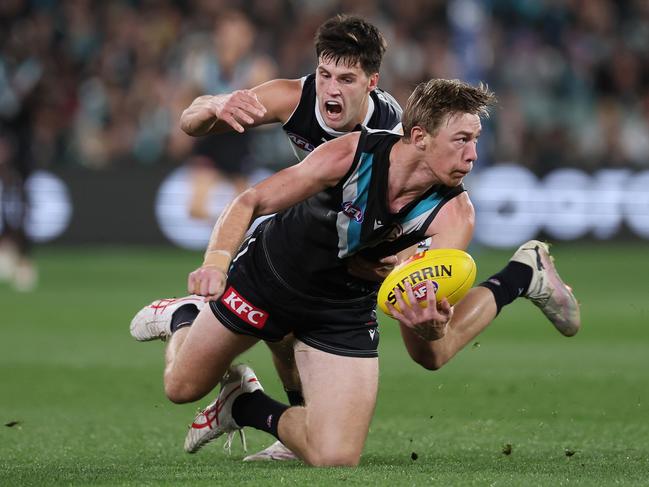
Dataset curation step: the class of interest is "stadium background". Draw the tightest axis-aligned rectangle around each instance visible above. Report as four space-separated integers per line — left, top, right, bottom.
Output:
1 1 648 485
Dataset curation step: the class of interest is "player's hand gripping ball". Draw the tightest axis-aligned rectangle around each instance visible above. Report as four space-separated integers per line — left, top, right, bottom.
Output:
377 249 477 316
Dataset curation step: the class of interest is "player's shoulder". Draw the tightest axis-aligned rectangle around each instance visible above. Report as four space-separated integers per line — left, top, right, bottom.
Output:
254 77 303 96
317 130 362 153
362 126 403 145
373 87 402 113
369 87 403 131
364 126 401 136
435 189 475 223
254 78 303 122
302 131 361 185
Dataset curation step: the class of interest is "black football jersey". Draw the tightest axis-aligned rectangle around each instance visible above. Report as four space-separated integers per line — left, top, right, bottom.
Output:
282 73 402 161
259 128 465 300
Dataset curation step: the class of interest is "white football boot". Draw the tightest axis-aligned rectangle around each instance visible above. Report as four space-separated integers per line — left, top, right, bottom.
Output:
184 364 263 454
510 240 580 336
243 440 298 462
129 295 205 342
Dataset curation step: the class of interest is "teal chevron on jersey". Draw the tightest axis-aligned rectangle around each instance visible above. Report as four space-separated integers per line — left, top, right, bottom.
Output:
336 152 374 258
400 194 446 234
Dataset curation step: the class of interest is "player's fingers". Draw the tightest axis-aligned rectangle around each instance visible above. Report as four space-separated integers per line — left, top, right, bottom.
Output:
439 298 454 322
385 301 405 322
438 297 451 315
206 278 218 297
424 280 438 310
234 99 267 119
242 91 267 115
233 91 267 116
230 107 255 125
187 274 195 294
222 114 245 133
403 281 418 312
188 270 204 295
379 255 398 266
207 271 226 297
393 286 407 310
394 285 416 321
201 279 210 296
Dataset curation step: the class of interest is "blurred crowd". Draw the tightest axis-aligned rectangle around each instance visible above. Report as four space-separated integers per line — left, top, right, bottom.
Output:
1 0 649 175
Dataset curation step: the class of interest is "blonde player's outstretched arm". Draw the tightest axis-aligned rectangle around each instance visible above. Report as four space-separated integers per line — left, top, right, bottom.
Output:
187 133 361 302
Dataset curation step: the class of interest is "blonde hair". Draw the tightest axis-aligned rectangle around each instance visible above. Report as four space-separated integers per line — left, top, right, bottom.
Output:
401 79 496 140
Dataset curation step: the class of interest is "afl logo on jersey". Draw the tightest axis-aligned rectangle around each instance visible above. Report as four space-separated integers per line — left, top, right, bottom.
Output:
287 132 315 152
342 201 364 223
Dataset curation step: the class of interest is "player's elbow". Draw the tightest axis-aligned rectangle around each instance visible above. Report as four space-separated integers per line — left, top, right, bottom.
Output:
410 349 448 371
237 188 264 218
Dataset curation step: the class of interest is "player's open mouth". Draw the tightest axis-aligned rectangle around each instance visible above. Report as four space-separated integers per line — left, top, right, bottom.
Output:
324 101 343 119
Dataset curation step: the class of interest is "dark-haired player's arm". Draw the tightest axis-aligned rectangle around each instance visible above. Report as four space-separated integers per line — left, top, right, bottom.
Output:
180 78 302 136
187 133 361 301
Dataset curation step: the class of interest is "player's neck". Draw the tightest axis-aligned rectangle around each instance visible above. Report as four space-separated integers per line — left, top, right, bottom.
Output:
386 141 438 211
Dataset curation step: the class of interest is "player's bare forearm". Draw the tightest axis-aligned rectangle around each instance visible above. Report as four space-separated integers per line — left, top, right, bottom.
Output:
399 324 451 370
180 91 268 136
387 280 455 370
188 191 258 300
204 191 258 267
180 95 223 136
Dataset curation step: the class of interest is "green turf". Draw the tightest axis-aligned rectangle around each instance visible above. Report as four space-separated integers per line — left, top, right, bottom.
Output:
1 242 648 486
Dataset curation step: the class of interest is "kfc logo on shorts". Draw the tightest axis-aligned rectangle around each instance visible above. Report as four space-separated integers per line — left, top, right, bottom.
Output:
221 286 269 329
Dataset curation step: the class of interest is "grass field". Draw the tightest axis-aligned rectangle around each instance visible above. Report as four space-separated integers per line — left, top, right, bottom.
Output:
1 242 648 486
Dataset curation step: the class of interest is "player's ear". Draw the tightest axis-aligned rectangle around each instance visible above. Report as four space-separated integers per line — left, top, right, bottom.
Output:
411 126 427 150
367 72 379 91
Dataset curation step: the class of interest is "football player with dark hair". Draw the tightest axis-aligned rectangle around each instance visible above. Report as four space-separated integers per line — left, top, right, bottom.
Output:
133 14 402 462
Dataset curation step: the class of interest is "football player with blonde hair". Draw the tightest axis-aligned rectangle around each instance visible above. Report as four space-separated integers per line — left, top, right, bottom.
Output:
133 78 579 466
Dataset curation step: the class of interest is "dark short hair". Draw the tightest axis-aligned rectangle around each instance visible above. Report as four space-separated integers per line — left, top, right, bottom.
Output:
314 14 386 75
402 79 497 139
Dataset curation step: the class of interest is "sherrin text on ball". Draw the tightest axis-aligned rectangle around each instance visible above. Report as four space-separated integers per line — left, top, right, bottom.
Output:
378 249 477 316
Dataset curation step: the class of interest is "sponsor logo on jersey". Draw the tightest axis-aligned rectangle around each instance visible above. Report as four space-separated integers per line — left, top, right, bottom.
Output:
382 223 403 241
386 267 448 304
287 132 315 152
342 201 364 223
221 286 269 329
372 222 402 242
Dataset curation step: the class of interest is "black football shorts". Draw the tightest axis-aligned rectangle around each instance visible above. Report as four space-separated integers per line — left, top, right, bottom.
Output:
210 227 380 358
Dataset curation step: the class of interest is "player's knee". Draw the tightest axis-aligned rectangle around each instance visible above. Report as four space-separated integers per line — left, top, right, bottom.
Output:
164 378 203 404
305 448 361 467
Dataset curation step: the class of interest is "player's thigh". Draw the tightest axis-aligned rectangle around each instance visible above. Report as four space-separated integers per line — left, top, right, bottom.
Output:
266 333 296 361
170 304 259 397
294 340 378 456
